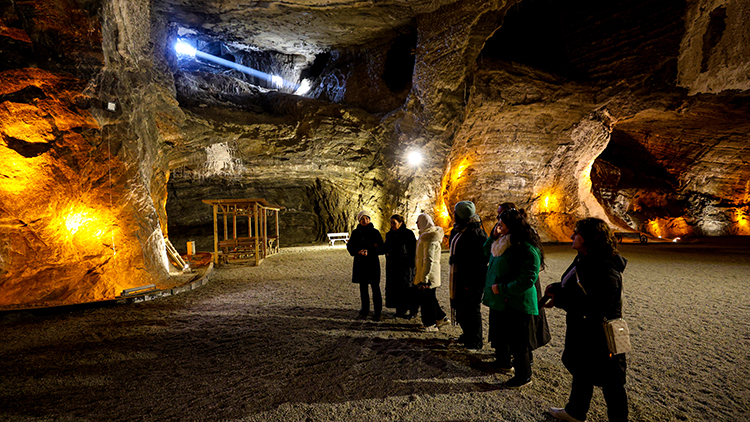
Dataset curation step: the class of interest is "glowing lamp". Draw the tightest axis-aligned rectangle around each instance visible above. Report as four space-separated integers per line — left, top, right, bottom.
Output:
174 39 197 57
407 151 423 166
540 193 560 213
295 79 311 96
64 211 90 236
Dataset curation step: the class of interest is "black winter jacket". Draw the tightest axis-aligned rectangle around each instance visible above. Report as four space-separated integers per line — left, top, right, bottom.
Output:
548 252 628 385
347 223 384 285
384 225 416 285
449 219 489 303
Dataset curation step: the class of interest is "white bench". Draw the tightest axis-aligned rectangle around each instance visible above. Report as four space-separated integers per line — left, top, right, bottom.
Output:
327 232 349 246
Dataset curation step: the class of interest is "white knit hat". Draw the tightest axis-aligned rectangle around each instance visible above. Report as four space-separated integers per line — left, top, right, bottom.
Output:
356 210 371 222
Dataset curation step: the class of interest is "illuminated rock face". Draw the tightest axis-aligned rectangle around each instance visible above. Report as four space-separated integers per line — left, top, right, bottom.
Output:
165 0 750 243
0 0 182 308
1 0 749 307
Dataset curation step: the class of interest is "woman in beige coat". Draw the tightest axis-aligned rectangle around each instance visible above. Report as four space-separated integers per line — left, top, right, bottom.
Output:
414 213 450 331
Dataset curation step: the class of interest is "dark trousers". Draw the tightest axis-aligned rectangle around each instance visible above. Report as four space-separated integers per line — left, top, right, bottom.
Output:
495 342 531 380
455 300 483 348
396 286 420 316
359 283 382 316
419 287 446 326
490 308 532 380
566 376 628 422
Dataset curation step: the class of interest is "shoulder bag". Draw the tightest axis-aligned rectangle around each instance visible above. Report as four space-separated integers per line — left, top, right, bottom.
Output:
603 317 631 355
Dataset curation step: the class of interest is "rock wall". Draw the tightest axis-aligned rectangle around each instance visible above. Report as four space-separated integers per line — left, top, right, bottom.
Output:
0 0 191 308
679 0 750 94
437 0 750 240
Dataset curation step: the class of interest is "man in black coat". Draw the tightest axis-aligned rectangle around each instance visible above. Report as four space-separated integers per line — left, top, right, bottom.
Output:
449 201 488 351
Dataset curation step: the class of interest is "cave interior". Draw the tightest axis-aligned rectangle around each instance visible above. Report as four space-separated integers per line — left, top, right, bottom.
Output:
1 0 749 308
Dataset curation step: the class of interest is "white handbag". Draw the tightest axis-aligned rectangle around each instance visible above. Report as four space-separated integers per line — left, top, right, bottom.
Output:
603 318 631 355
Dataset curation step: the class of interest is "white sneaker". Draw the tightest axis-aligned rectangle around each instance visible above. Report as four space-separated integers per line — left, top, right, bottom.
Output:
419 325 438 332
436 317 451 327
549 407 585 422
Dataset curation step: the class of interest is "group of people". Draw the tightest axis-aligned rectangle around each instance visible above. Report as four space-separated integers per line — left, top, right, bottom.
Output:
346 204 629 422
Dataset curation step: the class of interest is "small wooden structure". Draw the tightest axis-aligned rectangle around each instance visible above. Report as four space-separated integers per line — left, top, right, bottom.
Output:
201 198 284 266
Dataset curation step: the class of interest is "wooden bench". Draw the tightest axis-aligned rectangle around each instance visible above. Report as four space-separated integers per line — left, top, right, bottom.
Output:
327 232 349 246
614 231 648 244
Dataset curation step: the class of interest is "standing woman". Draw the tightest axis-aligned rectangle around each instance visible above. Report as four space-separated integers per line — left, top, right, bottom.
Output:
384 214 418 319
347 210 385 320
497 203 551 361
545 218 628 422
482 208 545 389
448 201 488 351
414 213 449 331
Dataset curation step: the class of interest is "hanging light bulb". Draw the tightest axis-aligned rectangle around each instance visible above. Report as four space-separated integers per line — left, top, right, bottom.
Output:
407 150 423 166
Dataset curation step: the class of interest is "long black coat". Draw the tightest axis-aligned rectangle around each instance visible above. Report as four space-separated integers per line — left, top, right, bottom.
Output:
448 220 488 305
347 223 384 285
384 225 416 308
549 252 628 385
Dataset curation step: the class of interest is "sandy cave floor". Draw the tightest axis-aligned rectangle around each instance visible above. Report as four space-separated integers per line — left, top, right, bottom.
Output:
1 239 749 422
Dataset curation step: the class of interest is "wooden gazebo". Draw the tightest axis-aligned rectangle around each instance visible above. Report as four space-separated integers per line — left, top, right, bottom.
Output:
201 198 284 266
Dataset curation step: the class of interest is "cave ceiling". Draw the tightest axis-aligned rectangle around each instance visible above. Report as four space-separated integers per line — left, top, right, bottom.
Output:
154 0 457 58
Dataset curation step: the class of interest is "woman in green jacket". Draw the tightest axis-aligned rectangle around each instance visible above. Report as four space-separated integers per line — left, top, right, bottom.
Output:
482 207 545 389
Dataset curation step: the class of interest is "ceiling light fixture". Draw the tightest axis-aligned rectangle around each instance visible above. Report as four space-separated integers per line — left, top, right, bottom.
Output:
407 150 423 166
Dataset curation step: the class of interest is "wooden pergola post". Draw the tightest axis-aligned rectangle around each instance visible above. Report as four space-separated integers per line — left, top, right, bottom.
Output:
275 208 280 252
212 203 219 265
254 202 260 266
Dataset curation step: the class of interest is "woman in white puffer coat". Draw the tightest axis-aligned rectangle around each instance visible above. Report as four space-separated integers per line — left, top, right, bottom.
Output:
414 213 450 331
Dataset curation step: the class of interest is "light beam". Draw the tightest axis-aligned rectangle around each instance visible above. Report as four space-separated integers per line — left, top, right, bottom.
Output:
174 39 300 92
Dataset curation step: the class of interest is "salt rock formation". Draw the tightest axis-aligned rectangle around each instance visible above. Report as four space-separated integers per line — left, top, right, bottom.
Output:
1 0 749 307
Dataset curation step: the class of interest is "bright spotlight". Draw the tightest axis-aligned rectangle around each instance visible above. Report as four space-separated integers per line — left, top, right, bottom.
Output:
407 151 423 166
175 39 197 57
294 79 311 96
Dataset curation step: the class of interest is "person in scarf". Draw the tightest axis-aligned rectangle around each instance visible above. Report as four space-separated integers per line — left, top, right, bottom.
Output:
544 218 629 422
414 213 450 331
448 201 488 351
347 210 385 320
384 214 418 319
482 207 545 389
497 203 551 364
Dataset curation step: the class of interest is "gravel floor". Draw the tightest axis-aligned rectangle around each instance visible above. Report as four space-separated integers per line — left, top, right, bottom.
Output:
1 238 749 421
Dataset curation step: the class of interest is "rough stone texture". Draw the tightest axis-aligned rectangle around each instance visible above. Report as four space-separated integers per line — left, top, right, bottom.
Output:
153 0 458 59
440 62 609 241
2 0 750 306
0 0 194 307
678 0 750 94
